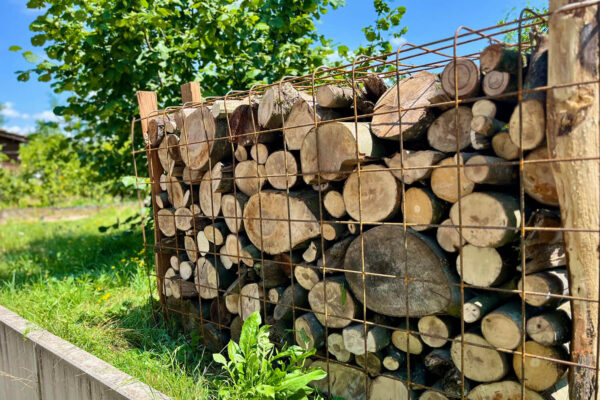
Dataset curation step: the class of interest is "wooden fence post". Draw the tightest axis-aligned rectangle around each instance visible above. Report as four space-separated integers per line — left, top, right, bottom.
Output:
547 2 600 399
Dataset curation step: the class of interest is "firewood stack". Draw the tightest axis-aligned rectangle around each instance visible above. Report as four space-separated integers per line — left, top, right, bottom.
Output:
149 36 570 400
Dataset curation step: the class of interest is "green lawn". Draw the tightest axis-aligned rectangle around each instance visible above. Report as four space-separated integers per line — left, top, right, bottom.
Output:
0 205 214 399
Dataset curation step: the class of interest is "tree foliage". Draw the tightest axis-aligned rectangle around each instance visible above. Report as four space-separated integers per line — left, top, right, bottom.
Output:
12 0 406 187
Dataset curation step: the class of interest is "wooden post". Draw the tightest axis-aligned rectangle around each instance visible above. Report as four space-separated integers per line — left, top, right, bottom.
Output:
547 2 600 399
181 82 202 103
136 91 167 302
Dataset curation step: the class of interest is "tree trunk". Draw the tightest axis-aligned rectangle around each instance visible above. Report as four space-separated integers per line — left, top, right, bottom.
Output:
371 71 440 141
300 121 384 183
449 192 521 248
308 275 356 328
243 191 321 255
427 106 473 153
430 153 476 203
342 164 402 223
441 58 480 99
264 150 298 189
403 187 445 231
450 332 510 383
344 225 460 317
384 149 445 185
513 341 569 392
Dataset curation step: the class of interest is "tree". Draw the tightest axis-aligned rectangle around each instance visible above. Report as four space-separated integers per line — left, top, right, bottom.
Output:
11 0 406 189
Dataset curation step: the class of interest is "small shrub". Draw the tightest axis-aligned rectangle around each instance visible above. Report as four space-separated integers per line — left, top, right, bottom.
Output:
213 312 326 400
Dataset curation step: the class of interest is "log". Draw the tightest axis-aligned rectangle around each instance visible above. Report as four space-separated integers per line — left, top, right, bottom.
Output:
158 134 182 172
229 102 263 146
491 131 520 161
219 248 234 270
256 259 290 288
371 71 440 141
450 332 510 382
369 374 414 400
200 322 229 352
403 187 445 231
323 190 346 219
196 231 216 258
467 381 545 400
443 367 472 398
283 97 346 150
239 283 264 321
267 286 286 305
522 242 566 275
526 306 571 346
249 143 268 164
480 44 528 75
159 174 168 191
181 167 203 185
308 275 356 328
234 160 266 196
462 281 517 324
223 233 248 265
518 269 568 308
179 261 194 281
482 71 517 99
147 115 175 147
427 106 473 153
300 121 384 183
363 74 388 101
383 345 406 371
179 106 229 170
471 116 507 138
316 85 354 108
155 192 170 209
343 324 391 355
210 297 233 326
547 6 600 397
343 164 402 222
472 99 497 118
464 155 515 185
165 176 190 209
391 320 425 355
225 293 239 315
430 153 475 203
234 145 248 162
174 207 197 231
456 245 512 287
294 313 325 351
230 315 243 342
157 208 176 237
355 352 383 377
302 241 322 263
384 149 445 185
513 341 569 392
523 147 559 206
221 192 248 233
273 284 308 321
243 191 321 255
424 348 454 377
310 361 369 400
344 225 460 317
211 99 246 119
264 150 298 189
322 222 346 242
170 278 197 299
294 265 321 291
258 82 304 129
481 301 526 350
194 256 234 299
449 192 521 248
419 386 449 400
203 222 226 246
440 58 480 99
508 36 548 150
436 219 464 253
417 315 455 348
328 332 353 362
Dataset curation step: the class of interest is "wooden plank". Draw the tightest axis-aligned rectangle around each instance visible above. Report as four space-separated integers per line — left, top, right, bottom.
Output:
181 82 202 104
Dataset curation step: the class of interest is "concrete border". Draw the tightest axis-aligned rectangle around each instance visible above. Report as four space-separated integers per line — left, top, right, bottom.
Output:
0 305 170 400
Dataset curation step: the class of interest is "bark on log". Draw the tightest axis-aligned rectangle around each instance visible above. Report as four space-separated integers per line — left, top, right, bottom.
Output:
481 301 526 350
424 348 454 377
234 160 266 196
513 341 569 392
229 102 264 146
342 164 402 222
364 74 388 102
462 281 517 323
316 85 354 108
456 245 512 287
221 192 248 233
417 315 455 348
308 275 356 328
371 71 440 141
441 58 480 99
384 150 445 185
467 381 545 400
258 82 304 129
403 187 445 231
450 332 510 382
518 269 568 308
427 106 473 153
256 259 290 289
480 44 528 75
294 313 325 351
343 324 391 355
244 191 321 255
523 147 559 206
344 225 460 317
430 153 476 203
300 121 383 183
526 305 571 346
273 284 308 321
323 190 347 218
449 192 521 248
464 155 515 185
264 150 298 189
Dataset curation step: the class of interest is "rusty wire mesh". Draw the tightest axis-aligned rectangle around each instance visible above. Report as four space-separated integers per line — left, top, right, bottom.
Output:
130 3 600 399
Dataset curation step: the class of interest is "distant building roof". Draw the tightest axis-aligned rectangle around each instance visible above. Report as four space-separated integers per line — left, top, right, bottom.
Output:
0 130 28 143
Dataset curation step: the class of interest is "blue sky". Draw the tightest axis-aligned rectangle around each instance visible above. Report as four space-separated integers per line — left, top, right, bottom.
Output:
0 0 545 135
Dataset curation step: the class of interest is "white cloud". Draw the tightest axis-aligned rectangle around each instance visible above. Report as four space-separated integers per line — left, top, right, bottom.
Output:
5 125 36 135
390 36 407 49
1 102 60 122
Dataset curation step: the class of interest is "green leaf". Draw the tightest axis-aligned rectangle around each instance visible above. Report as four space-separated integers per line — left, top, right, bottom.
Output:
239 311 261 354
213 353 227 365
299 328 309 346
22 51 39 63
340 282 346 306
9 45 22 51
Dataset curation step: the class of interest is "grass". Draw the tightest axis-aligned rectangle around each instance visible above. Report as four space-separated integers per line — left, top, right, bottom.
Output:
0 204 216 399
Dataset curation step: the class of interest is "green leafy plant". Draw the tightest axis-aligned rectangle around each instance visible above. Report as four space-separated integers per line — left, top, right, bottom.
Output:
213 312 326 399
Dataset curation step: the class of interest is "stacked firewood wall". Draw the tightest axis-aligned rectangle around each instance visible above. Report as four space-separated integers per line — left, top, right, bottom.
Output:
139 27 578 400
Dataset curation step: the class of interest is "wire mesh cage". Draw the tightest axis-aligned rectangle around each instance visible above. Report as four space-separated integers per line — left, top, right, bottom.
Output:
131 2 600 399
